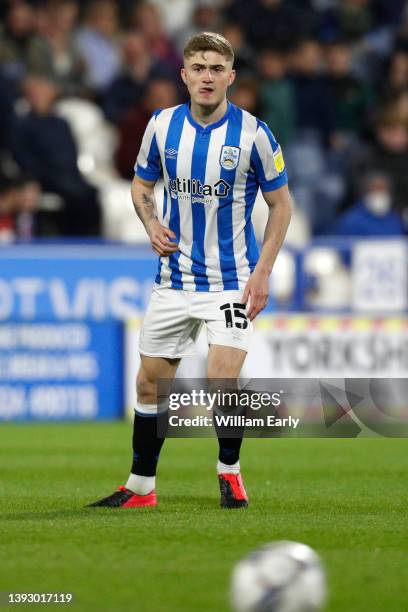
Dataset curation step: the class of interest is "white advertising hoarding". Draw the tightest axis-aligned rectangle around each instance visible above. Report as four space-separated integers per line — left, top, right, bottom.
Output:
352 240 407 312
125 315 408 415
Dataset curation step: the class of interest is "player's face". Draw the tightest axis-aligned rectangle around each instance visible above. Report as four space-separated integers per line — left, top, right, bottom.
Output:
181 51 235 109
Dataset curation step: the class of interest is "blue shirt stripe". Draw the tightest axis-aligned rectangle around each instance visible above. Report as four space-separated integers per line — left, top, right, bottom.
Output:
190 131 211 290
244 171 259 272
251 139 267 182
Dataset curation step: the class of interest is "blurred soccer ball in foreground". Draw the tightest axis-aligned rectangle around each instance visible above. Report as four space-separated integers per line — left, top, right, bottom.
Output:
230 541 326 612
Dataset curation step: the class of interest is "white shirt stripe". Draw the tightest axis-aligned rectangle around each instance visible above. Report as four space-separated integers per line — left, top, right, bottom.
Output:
255 126 279 181
136 116 156 170
232 110 258 287
176 118 195 286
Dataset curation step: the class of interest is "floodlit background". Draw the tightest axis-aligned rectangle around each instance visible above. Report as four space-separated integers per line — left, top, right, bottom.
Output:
1 0 408 419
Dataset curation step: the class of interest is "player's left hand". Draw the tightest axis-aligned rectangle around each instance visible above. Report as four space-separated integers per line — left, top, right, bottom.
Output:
241 266 269 321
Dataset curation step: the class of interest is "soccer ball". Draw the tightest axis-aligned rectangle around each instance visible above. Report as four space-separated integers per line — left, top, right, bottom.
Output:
230 541 326 612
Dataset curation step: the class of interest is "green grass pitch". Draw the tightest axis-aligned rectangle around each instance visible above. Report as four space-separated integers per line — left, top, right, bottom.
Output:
1 423 408 611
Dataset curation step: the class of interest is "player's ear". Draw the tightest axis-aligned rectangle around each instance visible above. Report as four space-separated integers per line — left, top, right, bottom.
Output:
228 69 236 86
180 67 187 84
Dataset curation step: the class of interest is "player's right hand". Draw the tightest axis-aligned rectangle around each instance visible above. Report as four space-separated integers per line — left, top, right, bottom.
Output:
147 219 179 257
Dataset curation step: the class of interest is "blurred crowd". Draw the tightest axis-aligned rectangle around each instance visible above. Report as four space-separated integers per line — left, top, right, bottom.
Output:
0 0 408 244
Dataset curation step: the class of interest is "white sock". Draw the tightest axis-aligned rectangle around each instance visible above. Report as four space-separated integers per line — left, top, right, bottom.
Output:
217 460 240 475
126 474 155 495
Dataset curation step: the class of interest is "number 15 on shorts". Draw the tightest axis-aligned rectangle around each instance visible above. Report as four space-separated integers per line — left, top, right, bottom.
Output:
220 303 248 330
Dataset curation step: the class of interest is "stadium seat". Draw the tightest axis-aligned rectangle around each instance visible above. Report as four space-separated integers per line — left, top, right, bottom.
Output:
100 179 150 243
303 247 351 309
252 189 310 248
270 250 297 305
55 98 118 186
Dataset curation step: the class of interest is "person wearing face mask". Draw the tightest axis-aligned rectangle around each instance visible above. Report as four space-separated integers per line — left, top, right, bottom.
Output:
331 172 406 236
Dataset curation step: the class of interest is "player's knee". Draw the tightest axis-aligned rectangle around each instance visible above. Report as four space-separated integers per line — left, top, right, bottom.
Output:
136 368 157 404
208 347 247 379
208 362 237 379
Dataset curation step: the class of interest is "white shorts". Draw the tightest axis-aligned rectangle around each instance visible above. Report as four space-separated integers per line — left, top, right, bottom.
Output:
139 286 253 358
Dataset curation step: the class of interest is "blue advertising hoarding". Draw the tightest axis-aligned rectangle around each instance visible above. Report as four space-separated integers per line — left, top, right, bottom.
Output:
0 243 158 420
0 320 123 421
0 243 157 321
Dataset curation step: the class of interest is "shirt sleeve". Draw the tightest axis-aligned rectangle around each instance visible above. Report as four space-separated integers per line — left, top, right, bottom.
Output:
134 110 162 182
250 120 288 192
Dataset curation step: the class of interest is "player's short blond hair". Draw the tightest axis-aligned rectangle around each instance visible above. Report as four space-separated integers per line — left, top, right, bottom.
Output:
183 32 234 64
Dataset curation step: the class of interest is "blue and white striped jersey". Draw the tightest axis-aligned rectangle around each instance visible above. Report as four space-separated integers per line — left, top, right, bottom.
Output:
135 101 288 291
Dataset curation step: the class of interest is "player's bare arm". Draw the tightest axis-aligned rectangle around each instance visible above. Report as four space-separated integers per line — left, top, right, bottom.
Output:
131 175 179 257
242 184 292 321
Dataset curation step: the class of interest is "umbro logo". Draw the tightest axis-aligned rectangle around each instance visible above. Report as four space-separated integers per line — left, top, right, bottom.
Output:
165 148 178 159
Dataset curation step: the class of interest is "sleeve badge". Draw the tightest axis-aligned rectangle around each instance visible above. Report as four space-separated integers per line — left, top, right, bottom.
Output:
273 146 285 173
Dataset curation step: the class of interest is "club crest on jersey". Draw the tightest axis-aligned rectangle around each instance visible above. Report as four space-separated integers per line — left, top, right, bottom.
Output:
219 146 240 170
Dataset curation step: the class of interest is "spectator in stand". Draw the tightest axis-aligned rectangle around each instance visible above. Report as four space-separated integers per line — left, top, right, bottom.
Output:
115 78 179 180
224 0 316 52
348 106 408 224
14 175 50 239
372 0 406 28
174 1 221 56
102 30 174 124
0 0 36 87
379 51 408 102
257 46 296 145
394 8 408 53
394 89 408 126
0 172 54 241
26 0 86 97
284 40 356 234
230 78 260 115
10 74 101 236
149 0 194 40
74 0 121 94
318 0 373 43
324 38 376 142
0 73 16 153
332 172 405 236
131 2 182 74
0 175 20 243
221 22 254 75
290 38 332 142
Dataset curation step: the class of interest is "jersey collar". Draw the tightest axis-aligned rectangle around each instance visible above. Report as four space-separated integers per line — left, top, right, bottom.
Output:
186 101 232 132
